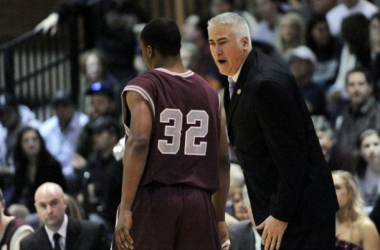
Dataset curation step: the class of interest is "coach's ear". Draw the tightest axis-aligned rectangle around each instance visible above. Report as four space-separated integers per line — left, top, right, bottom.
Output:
241 36 250 52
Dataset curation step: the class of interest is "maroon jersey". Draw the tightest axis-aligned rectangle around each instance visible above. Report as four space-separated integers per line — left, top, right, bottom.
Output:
121 68 221 192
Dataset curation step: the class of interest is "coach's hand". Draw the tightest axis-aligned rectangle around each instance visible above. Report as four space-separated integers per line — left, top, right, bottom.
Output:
256 215 288 250
115 210 134 250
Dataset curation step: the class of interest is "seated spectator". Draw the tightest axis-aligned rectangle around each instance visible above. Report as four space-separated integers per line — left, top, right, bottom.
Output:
228 186 261 250
20 182 108 250
326 0 378 36
286 45 326 115
229 188 250 221
80 49 121 107
0 93 40 168
0 188 33 250
310 0 337 16
252 0 282 45
311 115 353 172
335 68 380 164
355 129 380 212
79 116 123 235
370 13 380 99
10 127 66 212
80 49 119 87
332 170 380 249
327 14 371 117
40 91 88 195
306 15 342 90
273 11 305 59
64 193 83 220
74 81 118 162
7 204 30 220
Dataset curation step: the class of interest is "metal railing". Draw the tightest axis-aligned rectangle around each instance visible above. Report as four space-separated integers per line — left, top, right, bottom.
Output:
0 16 80 121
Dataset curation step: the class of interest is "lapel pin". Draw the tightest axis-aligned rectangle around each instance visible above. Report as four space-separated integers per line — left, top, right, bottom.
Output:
237 89 241 95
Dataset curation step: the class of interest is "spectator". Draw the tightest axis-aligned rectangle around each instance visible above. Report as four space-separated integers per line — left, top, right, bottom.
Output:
328 14 371 121
336 68 380 163
286 45 326 115
180 42 199 73
79 49 120 106
229 188 250 221
369 12 380 99
64 193 82 220
0 93 40 168
274 11 306 59
326 0 378 36
332 170 380 249
252 0 282 45
355 129 380 212
10 127 66 212
183 16 225 90
20 182 108 250
39 90 88 195
228 186 261 250
0 188 33 250
306 15 342 90
312 115 354 172
79 116 122 235
35 0 149 85
80 49 118 86
310 0 337 16
74 81 117 161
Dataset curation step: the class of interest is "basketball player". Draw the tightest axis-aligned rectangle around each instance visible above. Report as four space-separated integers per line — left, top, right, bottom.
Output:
112 18 230 250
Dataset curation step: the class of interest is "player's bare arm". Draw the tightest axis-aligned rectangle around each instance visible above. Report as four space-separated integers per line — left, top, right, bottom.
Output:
115 91 153 250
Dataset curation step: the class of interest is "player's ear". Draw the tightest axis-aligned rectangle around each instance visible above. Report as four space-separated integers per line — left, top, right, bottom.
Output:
147 45 154 58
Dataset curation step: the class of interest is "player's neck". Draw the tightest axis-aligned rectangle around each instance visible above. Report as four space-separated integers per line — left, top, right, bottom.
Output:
153 56 187 73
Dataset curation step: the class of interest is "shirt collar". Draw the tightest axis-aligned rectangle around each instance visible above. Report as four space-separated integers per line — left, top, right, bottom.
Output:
45 214 68 243
230 64 243 83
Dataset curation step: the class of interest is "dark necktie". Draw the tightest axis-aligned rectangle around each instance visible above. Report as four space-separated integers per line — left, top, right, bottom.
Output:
228 77 236 99
53 233 62 250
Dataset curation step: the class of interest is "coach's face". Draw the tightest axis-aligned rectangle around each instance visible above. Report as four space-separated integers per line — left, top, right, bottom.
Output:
208 24 250 77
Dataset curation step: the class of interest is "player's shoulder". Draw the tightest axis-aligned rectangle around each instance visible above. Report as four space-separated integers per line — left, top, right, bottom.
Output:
129 70 159 85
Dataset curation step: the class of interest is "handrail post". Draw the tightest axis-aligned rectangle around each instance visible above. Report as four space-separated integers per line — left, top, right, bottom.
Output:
68 15 80 104
4 47 15 95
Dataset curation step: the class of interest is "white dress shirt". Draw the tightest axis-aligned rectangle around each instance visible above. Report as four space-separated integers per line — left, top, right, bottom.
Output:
45 214 68 250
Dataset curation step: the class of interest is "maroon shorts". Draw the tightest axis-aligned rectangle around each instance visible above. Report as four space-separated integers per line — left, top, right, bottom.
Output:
113 183 221 250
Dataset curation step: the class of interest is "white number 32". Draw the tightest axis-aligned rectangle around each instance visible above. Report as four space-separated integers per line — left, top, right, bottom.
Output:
158 109 209 156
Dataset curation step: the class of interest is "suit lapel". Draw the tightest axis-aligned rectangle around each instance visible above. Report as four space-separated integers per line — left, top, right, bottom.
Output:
37 227 54 250
65 217 82 250
225 50 257 141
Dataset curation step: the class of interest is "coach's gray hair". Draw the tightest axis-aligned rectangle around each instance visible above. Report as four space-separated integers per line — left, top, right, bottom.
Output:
208 12 251 42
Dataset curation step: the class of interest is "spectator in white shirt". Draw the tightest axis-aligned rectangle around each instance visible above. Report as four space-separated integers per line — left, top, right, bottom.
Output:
326 0 378 36
39 91 88 195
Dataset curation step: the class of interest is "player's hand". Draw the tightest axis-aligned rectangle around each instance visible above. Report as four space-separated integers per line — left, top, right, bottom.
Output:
35 13 59 35
218 221 230 250
115 210 134 249
256 215 288 250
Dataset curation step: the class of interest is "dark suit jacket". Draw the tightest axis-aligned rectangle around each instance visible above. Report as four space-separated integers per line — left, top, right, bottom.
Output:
224 49 339 228
229 220 256 250
20 216 108 250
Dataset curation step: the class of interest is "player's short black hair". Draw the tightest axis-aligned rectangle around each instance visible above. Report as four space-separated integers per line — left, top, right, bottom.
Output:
140 18 181 58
